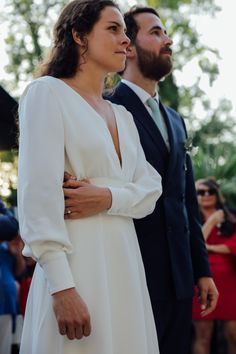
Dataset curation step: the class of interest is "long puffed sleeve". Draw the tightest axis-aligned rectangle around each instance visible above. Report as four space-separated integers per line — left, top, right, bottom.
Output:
107 108 162 219
18 79 75 294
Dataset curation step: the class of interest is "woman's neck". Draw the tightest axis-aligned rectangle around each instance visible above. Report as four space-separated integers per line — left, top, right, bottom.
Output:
65 64 106 99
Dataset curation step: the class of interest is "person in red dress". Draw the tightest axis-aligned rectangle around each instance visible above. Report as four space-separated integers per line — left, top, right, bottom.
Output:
192 177 236 354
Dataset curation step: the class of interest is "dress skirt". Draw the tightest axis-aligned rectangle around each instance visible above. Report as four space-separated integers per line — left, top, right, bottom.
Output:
20 207 159 354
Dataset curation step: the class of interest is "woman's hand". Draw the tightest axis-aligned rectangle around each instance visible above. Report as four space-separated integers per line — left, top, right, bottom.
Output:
208 209 225 226
63 177 112 219
52 288 91 340
202 209 225 241
197 277 219 317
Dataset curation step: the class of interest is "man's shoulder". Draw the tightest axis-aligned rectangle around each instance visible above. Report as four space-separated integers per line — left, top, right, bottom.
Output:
161 102 186 128
161 102 180 119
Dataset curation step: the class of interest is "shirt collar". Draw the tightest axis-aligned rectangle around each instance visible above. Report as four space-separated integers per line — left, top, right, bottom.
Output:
121 79 159 104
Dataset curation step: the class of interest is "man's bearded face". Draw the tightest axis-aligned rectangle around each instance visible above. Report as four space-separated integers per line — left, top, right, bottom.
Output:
135 41 173 81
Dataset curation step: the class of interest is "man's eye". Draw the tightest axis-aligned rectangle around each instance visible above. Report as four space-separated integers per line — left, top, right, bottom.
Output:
152 30 160 36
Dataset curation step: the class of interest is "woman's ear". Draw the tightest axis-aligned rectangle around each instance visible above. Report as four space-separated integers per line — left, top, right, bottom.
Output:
72 30 85 46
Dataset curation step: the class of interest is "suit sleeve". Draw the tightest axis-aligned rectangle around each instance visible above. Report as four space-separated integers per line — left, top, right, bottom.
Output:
184 145 211 281
0 200 19 241
107 109 162 219
18 80 75 294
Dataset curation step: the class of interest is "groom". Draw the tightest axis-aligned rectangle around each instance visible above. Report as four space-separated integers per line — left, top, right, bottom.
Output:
63 5 218 354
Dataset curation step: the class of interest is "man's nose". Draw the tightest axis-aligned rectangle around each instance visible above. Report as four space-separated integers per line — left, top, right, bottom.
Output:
164 34 173 46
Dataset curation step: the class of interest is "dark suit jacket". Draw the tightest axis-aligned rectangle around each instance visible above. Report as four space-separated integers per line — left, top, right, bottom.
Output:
106 82 211 301
0 199 18 241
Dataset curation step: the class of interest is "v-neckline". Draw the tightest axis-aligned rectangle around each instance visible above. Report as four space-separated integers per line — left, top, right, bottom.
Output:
53 77 123 170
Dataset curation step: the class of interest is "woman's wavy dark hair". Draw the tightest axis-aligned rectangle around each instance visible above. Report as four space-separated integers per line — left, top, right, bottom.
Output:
196 177 236 237
39 0 119 78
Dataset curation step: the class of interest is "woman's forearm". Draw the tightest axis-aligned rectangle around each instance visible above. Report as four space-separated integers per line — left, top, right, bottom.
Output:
206 244 230 254
202 219 215 241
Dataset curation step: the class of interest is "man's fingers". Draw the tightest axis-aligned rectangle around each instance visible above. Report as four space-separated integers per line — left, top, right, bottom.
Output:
63 180 85 188
64 172 76 182
63 179 91 189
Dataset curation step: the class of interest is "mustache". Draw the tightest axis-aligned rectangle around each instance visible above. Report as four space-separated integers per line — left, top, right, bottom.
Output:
160 47 172 55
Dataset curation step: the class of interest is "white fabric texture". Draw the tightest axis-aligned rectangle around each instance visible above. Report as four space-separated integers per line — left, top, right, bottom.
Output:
18 76 162 354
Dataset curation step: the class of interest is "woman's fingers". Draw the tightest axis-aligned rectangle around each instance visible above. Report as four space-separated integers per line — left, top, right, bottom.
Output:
83 321 92 337
53 288 91 340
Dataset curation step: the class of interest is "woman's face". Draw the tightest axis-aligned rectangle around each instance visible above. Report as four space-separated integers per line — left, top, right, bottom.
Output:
80 6 130 73
196 183 218 209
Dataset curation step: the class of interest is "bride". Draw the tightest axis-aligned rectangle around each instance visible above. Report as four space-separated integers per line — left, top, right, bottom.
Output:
18 1 162 353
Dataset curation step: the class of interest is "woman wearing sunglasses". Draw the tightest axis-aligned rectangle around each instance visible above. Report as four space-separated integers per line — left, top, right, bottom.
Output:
192 178 236 354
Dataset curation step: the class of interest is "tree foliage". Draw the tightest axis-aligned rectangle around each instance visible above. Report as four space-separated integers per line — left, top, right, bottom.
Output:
191 99 236 207
1 0 236 206
2 0 67 86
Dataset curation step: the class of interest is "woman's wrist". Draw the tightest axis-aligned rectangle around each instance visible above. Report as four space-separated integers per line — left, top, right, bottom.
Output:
52 287 76 297
103 188 112 210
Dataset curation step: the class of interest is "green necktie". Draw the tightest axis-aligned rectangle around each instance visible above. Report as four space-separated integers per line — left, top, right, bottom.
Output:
146 97 169 148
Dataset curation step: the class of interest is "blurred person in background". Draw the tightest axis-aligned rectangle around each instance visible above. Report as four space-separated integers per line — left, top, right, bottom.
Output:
192 178 236 354
0 198 19 241
19 256 36 317
0 202 26 354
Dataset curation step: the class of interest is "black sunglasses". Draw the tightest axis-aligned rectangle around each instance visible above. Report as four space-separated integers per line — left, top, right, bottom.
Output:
196 188 216 196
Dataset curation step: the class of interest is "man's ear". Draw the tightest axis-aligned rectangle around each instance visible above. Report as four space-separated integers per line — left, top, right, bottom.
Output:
126 44 136 59
72 30 85 46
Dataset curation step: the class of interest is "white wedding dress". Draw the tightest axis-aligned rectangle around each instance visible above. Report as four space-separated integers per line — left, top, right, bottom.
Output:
18 76 162 354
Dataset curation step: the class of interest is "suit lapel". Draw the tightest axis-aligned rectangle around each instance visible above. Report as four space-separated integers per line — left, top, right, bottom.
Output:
159 102 179 183
115 83 169 156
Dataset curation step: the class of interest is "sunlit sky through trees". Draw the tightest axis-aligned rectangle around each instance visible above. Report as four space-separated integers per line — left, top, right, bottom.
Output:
0 0 235 118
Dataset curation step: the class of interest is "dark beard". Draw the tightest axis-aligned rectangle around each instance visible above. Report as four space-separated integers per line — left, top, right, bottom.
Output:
135 42 173 81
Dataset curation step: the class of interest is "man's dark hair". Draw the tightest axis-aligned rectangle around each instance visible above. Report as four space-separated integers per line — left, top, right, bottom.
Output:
124 6 160 44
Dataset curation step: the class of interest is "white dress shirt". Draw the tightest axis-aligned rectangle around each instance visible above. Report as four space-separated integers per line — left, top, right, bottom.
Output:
121 79 170 149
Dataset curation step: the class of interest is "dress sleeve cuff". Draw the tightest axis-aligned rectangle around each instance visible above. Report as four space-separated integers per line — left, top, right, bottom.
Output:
107 187 128 215
40 252 75 295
